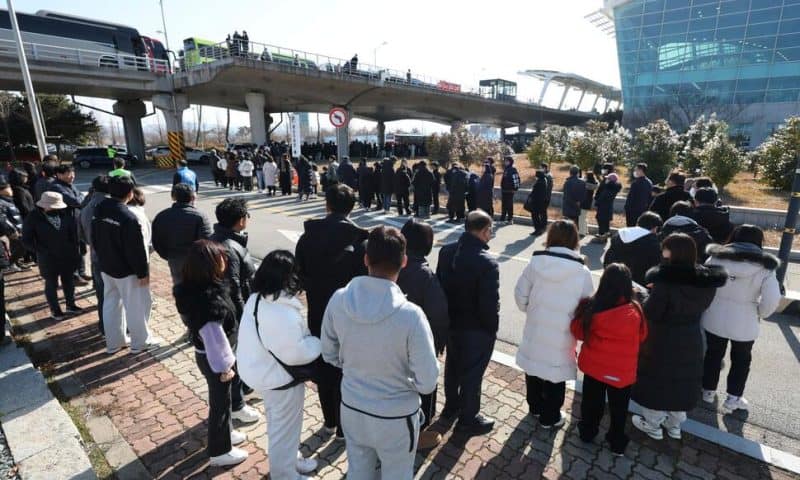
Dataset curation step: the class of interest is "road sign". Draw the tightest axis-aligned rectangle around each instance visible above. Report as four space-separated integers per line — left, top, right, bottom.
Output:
329 107 348 128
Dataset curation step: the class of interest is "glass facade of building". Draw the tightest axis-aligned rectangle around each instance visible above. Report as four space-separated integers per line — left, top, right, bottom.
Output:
612 0 800 144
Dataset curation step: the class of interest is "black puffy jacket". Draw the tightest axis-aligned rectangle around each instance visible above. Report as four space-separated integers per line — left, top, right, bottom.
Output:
603 229 661 286
632 264 726 412
174 281 238 350
210 224 256 319
393 167 411 195
412 166 434 207
649 186 691 221
91 199 148 279
380 159 395 194
397 255 449 352
152 203 213 262
436 232 500 334
691 205 734 244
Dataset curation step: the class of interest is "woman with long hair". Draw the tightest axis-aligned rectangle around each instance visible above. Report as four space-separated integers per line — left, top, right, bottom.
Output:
571 263 647 455
237 250 320 479
631 233 726 441
173 240 248 467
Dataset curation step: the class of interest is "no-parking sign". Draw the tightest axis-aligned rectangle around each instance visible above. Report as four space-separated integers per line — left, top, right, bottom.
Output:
329 107 348 128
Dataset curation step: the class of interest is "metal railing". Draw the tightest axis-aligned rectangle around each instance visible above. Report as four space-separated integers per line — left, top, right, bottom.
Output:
0 38 170 74
179 38 481 97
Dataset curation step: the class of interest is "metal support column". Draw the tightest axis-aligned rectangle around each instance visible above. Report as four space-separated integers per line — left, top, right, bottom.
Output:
558 86 570 110
576 89 587 111
537 78 552 105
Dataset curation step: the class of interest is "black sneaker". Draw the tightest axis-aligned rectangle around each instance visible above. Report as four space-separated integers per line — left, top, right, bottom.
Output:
455 414 495 435
65 305 84 315
51 311 66 321
440 406 461 420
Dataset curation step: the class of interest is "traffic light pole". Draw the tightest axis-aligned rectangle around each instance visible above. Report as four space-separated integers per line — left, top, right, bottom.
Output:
776 155 800 294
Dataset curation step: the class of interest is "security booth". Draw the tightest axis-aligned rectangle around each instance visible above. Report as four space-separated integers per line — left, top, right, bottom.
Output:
479 79 517 101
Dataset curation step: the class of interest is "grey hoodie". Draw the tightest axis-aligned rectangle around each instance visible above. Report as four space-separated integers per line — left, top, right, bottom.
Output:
321 276 439 417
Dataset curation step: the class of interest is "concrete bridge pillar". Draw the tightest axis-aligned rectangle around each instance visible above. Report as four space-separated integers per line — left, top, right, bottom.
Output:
377 121 386 151
500 127 506 140
152 94 189 165
264 112 273 143
245 92 267 146
335 108 351 160
112 99 146 165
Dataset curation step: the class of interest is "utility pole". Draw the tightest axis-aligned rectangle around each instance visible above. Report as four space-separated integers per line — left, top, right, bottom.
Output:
7 0 47 159
158 0 171 54
776 154 800 293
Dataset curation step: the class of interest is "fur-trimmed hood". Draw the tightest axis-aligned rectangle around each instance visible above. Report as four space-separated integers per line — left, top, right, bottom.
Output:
706 242 780 270
645 264 728 288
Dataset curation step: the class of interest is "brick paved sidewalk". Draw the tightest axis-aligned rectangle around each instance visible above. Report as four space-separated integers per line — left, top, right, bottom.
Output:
4 257 798 480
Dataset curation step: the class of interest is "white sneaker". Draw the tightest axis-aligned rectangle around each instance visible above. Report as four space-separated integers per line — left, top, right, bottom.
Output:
296 453 318 474
209 447 248 467
230 429 246 445
722 395 749 413
632 415 663 440
663 423 682 440
540 411 566 429
130 337 162 354
702 389 717 404
231 405 261 424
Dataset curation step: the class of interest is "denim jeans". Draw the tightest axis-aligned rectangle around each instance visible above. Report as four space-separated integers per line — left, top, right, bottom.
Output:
382 193 392 212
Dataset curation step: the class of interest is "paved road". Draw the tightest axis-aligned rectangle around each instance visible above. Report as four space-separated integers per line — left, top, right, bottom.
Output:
77 167 800 453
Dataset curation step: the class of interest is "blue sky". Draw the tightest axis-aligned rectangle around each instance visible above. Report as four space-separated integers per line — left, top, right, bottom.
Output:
23 0 619 139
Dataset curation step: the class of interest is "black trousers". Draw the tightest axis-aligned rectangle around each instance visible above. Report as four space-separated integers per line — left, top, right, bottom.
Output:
396 193 410 215
598 218 611 235
317 361 343 435
448 202 465 221
444 329 495 422
432 188 440 214
420 387 437 429
579 374 631 453
703 330 755 397
500 192 515 221
196 352 232 457
531 210 548 232
242 176 253 191
625 210 639 228
526 375 565 425
41 266 76 316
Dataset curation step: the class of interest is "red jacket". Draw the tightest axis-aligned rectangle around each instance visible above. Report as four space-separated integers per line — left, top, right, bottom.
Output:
570 302 648 388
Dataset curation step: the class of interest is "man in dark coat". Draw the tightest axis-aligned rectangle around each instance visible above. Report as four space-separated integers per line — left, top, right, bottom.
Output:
541 162 554 208
562 165 586 223
79 176 109 333
372 161 383 210
380 157 395 212
32 160 58 202
659 201 714 263
476 165 495 217
411 160 435 218
437 210 499 435
526 170 549 235
649 172 691 221
625 162 653 227
48 164 89 284
357 159 374 209
593 173 622 241
446 164 469 222
466 171 480 212
632 237 726 440
603 211 663 286
295 184 368 439
691 188 734 243
499 156 520 223
337 156 358 191
208 197 256 319
393 162 412 215
431 162 442 214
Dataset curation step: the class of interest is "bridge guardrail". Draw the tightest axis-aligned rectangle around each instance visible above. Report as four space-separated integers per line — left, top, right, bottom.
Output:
0 38 170 74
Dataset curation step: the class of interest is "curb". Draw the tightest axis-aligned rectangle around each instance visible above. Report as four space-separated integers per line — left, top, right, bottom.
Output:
489 350 800 475
0 323 96 480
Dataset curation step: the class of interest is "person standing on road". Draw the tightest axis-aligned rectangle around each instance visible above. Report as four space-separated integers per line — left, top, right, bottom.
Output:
48 164 90 285
701 225 781 414
691 188 734 244
216 153 229 189
296 156 312 201
525 170 549 236
173 240 249 467
278 154 293 196
625 163 653 227
411 160 434 218
476 163 495 218
649 172 691 222
393 160 412 216
593 172 621 243
437 210 499 435
91 176 158 354
631 233 726 441
173 159 200 192
431 161 442 215
357 159 374 209
263 154 278 196
562 165 586 224
571 263 647 456
22 192 82 321
445 163 468 222
578 172 598 237
322 226 439 479
337 155 358 192
108 158 137 184
236 250 321 479
32 160 57 202
209 197 262 423
11 170 36 266
603 211 663 287
79 176 110 333
499 156 520 223
226 153 241 191
659 201 713 263
541 163 554 223
126 188 151 263
152 184 213 287
380 156 395 213
211 149 224 187
295 184 368 440
514 220 593 429
252 149 265 193
398 219 449 450
0 208 15 343
238 155 255 192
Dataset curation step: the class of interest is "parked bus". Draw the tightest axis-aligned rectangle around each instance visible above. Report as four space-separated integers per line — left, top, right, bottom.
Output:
0 9 158 70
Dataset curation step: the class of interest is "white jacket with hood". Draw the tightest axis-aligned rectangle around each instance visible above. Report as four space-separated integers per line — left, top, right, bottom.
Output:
236 292 321 391
702 243 782 342
514 246 594 383
321 276 439 417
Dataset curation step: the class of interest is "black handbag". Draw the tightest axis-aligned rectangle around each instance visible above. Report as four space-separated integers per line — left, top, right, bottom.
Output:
253 294 320 390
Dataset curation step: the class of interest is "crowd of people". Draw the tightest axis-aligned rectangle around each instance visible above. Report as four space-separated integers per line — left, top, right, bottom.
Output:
0 149 784 479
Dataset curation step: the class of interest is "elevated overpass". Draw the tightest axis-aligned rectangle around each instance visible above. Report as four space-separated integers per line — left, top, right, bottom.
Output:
0 37 608 161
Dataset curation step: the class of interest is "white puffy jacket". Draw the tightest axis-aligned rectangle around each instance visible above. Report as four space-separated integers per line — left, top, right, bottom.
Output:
514 246 594 383
262 162 278 187
702 243 782 342
236 292 321 391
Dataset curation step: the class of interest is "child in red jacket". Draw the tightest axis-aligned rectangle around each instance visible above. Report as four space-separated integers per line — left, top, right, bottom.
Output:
571 263 648 456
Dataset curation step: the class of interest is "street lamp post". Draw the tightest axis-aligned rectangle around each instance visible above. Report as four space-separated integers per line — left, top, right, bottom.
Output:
372 41 387 67
6 0 47 159
158 0 171 54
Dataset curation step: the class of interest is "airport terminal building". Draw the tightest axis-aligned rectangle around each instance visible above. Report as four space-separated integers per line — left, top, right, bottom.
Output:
591 0 800 147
